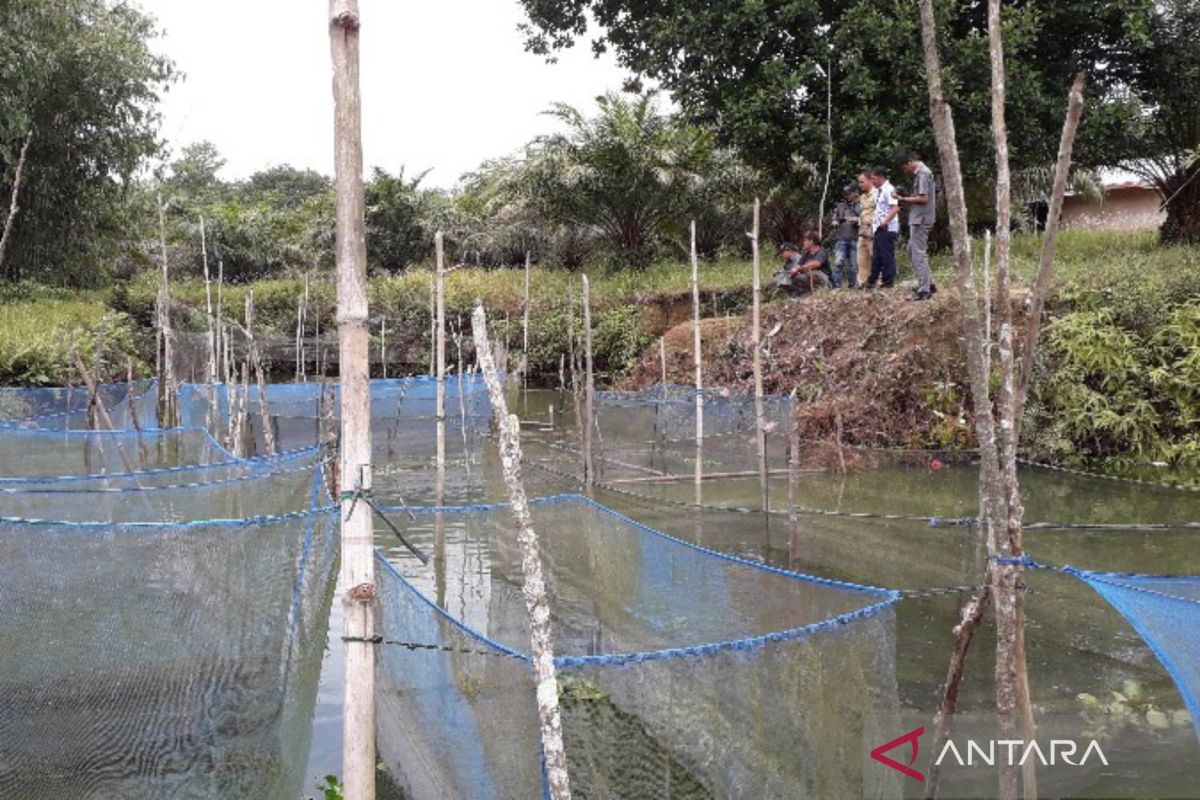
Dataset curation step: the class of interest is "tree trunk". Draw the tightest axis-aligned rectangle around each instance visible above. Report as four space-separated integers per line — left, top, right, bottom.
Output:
0 129 33 280
1160 161 1200 244
329 3 376 799
472 303 572 800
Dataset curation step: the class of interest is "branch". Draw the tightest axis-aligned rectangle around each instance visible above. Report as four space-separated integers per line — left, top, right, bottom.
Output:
0 128 34 278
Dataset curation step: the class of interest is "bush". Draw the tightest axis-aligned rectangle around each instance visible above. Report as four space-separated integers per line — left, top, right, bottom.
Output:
0 301 144 386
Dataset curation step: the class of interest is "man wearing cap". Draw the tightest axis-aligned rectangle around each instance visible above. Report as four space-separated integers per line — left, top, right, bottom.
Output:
830 185 861 288
774 232 830 297
898 151 938 300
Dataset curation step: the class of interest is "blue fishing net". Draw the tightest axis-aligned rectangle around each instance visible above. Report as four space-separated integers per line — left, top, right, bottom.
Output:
0 427 239 478
0 473 337 799
1069 568 1200 741
374 494 899 798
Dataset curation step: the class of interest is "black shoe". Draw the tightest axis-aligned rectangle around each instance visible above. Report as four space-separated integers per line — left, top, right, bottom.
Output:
911 290 931 301
930 283 939 295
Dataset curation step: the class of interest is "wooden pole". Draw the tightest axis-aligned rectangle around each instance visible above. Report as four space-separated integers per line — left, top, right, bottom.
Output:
983 229 993 375
247 290 276 455
215 248 224 383
787 389 800 566
471 303 572 800
750 198 768 512
582 274 595 487
201 216 220 436
155 186 177 428
330 2 376 797
523 250 531 391
436 231 447 489
659 337 667 387
0 129 33 278
691 221 703 491
379 316 387 379
428 274 436 376
295 295 305 383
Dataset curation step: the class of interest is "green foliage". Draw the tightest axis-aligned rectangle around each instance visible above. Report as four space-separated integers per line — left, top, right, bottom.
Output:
0 0 175 284
1025 299 1200 478
518 0 1154 192
592 307 655 376
364 167 439 272
0 300 143 386
313 774 343 800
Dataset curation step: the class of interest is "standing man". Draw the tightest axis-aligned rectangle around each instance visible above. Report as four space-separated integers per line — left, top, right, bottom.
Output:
865 166 900 288
857 172 877 285
899 151 938 300
830 184 860 288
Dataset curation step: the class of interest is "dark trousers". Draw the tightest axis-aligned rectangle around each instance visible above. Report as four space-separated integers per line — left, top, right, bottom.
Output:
868 228 897 287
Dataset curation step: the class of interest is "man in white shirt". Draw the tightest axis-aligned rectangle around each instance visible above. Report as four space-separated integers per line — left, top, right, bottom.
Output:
864 166 900 288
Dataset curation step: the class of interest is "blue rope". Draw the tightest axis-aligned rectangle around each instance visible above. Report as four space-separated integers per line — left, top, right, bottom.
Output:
372 494 900 669
0 444 320 485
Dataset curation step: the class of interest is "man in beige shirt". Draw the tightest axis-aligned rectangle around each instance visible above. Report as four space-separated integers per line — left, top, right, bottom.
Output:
856 172 876 283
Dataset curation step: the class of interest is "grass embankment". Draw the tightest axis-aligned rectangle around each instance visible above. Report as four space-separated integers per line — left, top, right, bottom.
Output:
631 230 1200 479
0 230 1196 477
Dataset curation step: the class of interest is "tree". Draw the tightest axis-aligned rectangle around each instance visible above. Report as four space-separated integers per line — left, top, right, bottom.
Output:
243 165 332 210
167 141 226 203
364 167 438 272
518 0 1151 202
0 0 175 285
518 92 718 267
1121 0 1200 243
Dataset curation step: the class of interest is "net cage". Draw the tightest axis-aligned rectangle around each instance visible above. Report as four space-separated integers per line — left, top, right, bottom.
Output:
373 494 900 799
0 379 157 431
0 467 338 799
0 427 246 479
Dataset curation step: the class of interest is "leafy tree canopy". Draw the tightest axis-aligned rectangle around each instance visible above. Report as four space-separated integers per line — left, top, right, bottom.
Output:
517 0 1156 192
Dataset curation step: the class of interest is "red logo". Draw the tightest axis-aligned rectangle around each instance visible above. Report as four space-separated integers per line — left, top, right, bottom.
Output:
871 726 926 781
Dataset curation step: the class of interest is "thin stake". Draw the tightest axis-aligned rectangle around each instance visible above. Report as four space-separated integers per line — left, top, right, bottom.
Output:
201 216 219 436
472 303 572 800
380 316 387 379
691 220 703 491
436 231 447 490
787 389 800 565
659 336 667 387
523 250 531 392
582 274 595 487
750 198 768 512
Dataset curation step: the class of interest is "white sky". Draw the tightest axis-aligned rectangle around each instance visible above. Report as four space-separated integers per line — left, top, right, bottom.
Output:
140 0 631 188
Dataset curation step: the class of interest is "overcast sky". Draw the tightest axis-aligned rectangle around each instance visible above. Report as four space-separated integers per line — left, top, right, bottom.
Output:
140 0 632 187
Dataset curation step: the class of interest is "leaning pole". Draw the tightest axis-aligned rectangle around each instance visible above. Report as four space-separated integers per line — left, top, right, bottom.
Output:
329 2 376 799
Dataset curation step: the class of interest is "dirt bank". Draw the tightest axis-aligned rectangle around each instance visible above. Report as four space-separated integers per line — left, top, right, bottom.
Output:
627 289 986 450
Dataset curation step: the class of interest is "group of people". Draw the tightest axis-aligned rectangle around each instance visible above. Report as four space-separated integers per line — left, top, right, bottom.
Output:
775 151 939 301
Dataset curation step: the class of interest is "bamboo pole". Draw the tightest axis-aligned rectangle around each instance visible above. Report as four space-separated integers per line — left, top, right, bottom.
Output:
582 274 595 487
436 231 447 489
428 274 436 376
201 216 220 436
690 221 703 491
155 187 177 428
247 290 276 455
818 58 833 238
659 337 667 387
295 295 305 383
787 389 800 566
216 248 224 382
330 2 376 797
750 199 768 512
471 303 572 800
379 316 387 379
523 250 531 391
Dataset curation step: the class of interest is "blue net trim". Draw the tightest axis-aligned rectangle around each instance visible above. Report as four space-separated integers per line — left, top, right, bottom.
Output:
374 494 899 668
0 465 336 528
0 443 320 485
0 424 242 462
0 455 324 496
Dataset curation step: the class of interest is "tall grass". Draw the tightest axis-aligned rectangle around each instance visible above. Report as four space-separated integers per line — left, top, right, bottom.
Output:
0 301 144 386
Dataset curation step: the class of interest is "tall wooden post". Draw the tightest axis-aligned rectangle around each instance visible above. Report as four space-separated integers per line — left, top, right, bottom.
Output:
581 274 595 487
751 199 768 513
690 221 703 491
329 3 375 798
155 187 177 427
379 316 387 379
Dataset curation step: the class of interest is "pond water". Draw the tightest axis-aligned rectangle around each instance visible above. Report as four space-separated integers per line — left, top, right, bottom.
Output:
295 389 1200 799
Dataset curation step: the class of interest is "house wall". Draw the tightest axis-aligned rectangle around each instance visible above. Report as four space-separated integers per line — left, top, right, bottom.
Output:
1062 186 1165 230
